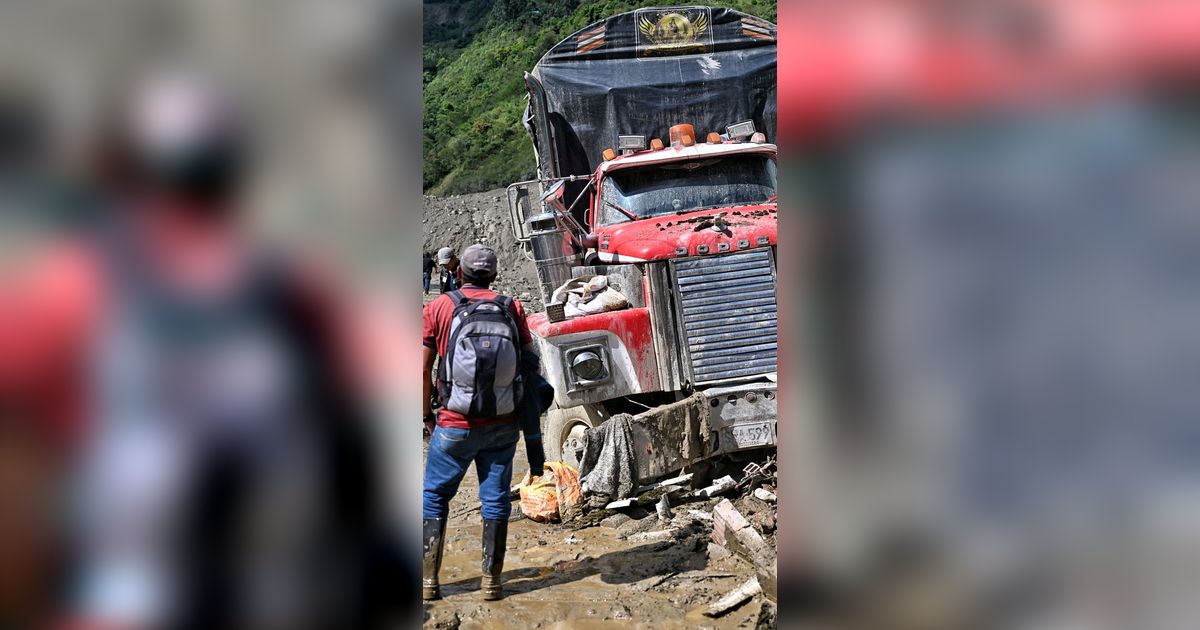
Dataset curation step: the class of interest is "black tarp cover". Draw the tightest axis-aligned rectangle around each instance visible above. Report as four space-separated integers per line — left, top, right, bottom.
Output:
527 6 776 183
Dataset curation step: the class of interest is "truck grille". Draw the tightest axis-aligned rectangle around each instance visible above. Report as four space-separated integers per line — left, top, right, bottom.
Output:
671 249 778 384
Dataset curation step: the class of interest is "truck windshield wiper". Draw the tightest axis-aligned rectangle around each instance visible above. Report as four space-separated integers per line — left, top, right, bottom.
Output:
604 199 640 222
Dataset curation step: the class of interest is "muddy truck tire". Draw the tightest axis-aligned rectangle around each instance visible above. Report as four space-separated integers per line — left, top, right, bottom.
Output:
542 405 605 469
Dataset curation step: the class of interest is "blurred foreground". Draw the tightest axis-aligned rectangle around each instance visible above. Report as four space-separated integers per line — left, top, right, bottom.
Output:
777 2 1200 629
1 1 422 628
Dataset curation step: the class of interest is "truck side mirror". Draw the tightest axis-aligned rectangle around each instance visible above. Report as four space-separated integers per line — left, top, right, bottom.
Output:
541 179 567 214
506 180 543 243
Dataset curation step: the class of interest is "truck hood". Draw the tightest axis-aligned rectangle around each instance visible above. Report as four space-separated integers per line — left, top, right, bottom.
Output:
593 204 777 262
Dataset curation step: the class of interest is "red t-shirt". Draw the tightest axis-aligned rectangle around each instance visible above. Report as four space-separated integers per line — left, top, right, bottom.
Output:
422 286 534 428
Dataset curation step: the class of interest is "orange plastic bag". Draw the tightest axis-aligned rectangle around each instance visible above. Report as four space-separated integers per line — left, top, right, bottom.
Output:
518 462 582 523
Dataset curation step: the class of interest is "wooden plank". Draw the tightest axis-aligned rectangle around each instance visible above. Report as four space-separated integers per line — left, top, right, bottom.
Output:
704 576 762 617
634 472 693 495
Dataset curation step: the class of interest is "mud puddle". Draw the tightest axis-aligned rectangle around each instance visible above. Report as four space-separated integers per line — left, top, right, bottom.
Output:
423 437 769 629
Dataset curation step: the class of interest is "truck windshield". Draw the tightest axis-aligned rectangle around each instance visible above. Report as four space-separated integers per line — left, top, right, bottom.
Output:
598 154 777 225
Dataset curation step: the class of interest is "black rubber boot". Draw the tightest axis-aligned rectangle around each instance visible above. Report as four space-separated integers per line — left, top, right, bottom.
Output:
480 519 508 600
422 518 447 600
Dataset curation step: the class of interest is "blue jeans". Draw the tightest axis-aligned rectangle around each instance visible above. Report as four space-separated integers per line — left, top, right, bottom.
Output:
422 272 431 292
423 422 519 520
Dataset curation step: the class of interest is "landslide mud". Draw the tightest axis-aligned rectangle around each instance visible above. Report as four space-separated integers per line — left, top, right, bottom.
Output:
422 436 772 629
422 191 541 304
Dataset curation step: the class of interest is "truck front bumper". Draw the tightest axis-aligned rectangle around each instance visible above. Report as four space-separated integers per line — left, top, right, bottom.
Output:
627 381 777 482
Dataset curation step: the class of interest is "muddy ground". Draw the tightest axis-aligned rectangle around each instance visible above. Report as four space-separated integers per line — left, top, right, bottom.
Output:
422 435 777 629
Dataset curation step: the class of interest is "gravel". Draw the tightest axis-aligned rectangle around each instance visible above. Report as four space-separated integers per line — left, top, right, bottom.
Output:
423 189 543 309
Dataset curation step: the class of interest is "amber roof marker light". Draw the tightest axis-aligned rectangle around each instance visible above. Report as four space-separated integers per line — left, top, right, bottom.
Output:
669 123 696 147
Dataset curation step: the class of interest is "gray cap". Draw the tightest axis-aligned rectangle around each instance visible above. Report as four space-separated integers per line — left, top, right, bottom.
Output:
461 243 497 278
436 246 455 264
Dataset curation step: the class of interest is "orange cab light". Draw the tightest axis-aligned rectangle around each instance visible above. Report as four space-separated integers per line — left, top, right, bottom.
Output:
750 132 767 144
706 132 722 144
602 147 617 161
669 123 696 148
649 138 665 151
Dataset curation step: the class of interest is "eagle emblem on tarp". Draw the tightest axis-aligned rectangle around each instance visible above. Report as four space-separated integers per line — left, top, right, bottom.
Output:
635 7 712 57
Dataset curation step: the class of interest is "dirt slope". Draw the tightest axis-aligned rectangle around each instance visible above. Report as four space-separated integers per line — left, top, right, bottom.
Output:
422 189 543 308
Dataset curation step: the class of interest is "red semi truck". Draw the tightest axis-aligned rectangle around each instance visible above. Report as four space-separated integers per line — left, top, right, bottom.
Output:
506 6 778 486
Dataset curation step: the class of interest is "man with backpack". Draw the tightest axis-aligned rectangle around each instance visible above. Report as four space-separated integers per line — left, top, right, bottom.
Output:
421 243 539 601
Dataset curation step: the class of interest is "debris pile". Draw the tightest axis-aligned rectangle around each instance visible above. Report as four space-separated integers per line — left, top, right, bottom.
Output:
572 454 780 621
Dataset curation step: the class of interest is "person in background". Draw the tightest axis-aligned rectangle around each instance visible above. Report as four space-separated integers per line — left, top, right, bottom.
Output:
422 251 434 295
421 244 538 602
436 246 460 293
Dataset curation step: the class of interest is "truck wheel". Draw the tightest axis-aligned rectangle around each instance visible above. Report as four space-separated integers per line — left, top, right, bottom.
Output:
543 405 604 469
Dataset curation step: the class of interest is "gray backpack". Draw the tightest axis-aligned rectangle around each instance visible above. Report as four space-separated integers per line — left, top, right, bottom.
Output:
437 290 524 418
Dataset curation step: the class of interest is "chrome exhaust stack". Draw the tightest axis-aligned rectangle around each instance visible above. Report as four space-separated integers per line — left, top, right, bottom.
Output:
526 212 580 309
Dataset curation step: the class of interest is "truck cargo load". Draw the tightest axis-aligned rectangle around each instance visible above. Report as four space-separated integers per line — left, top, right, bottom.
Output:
524 6 776 212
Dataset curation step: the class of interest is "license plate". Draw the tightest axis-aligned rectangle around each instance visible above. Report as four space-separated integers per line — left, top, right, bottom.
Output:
722 421 774 449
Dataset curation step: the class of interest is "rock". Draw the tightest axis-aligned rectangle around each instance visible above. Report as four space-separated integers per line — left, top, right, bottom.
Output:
626 528 678 543
693 475 736 499
656 494 674 521
616 512 660 538
708 542 731 560
754 600 777 629
601 512 632 528
752 511 776 534
753 487 776 502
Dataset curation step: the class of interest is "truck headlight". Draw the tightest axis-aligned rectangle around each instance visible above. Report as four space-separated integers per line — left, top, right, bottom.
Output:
571 350 607 381
565 344 610 388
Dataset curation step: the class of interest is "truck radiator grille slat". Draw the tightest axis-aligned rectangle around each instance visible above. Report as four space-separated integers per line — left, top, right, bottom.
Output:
671 249 777 384
694 359 778 378
690 335 777 353
682 305 777 325
691 343 782 362
684 312 777 333
687 327 774 346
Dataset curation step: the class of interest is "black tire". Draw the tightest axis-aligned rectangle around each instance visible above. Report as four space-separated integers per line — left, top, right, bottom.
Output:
542 406 603 469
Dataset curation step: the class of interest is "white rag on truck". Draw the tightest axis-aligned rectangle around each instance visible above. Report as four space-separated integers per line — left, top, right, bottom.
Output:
550 275 629 319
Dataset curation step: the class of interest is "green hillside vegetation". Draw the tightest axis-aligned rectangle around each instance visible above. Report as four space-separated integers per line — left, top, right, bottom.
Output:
423 0 777 195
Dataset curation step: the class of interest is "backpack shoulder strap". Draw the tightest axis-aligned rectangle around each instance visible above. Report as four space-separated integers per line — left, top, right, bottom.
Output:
447 289 470 307
491 294 523 352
